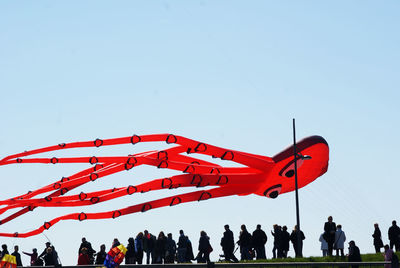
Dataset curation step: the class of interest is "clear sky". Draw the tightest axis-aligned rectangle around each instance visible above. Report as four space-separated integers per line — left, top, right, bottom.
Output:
0 0 399 265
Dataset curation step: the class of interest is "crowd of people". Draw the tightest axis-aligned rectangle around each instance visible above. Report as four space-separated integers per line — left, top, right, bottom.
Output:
1 217 399 266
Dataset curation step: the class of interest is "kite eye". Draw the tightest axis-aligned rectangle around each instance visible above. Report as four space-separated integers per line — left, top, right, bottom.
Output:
279 154 311 178
264 184 282 199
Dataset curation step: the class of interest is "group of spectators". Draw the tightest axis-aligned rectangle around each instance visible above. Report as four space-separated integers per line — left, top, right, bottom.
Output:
1 217 400 266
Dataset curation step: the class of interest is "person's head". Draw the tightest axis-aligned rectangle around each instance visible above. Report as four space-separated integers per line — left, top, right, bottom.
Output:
144 230 149 235
33 248 37 253
224 224 229 230
46 247 52 254
82 237 86 243
2 244 7 250
241 224 246 231
100 244 105 251
384 244 389 251
348 240 355 247
337 224 342 229
179 230 184 235
257 224 261 230
200 230 206 237
137 232 144 239
45 242 51 247
128 237 134 243
167 233 172 239
392 220 397 226
294 225 298 231
283 226 287 231
14 245 19 252
158 231 165 239
328 216 333 222
374 223 379 228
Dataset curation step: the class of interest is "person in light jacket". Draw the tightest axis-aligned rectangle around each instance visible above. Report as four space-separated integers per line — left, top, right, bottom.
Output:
319 233 328 257
335 225 346 257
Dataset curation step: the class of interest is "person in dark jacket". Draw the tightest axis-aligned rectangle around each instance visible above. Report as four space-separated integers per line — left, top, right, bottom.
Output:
238 224 252 260
252 224 267 259
389 220 400 252
11 245 22 267
22 248 38 266
135 232 144 264
372 223 384 253
348 240 362 268
177 230 188 263
271 224 281 258
79 237 96 264
154 231 167 263
290 225 305 258
324 216 337 256
1 244 9 258
186 236 195 262
221 224 239 262
165 233 176 263
43 247 55 266
197 231 211 263
95 244 107 265
281 226 291 258
143 230 155 264
125 237 136 264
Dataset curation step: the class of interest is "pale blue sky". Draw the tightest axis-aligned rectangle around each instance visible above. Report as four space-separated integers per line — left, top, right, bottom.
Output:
0 1 399 265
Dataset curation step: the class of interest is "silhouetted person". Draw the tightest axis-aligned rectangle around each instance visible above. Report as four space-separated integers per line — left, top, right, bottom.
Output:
186 236 195 262
238 224 252 260
324 216 336 256
197 230 211 263
348 241 361 268
271 225 281 258
384 244 399 268
221 224 239 262
252 224 267 259
281 226 290 258
125 237 135 264
95 244 107 265
12 245 22 267
22 248 38 266
335 224 346 257
290 225 305 258
154 231 167 263
78 247 90 265
177 230 188 263
389 220 400 252
135 232 144 264
38 242 51 259
165 233 176 263
143 230 155 264
43 247 54 266
1 244 9 258
79 237 95 264
112 238 120 248
373 223 384 253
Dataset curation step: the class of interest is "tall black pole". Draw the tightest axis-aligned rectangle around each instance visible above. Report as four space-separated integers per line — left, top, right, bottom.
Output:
293 118 302 257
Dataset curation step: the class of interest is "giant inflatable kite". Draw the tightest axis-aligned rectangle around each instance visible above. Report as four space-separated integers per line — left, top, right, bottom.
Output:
0 134 329 238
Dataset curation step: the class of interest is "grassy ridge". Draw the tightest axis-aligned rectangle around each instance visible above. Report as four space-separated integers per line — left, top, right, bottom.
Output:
220 252 400 263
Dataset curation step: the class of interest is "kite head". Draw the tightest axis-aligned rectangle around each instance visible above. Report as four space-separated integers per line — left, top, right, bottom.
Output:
257 135 329 198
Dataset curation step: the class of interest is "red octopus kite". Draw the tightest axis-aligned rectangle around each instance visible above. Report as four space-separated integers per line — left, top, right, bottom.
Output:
0 134 329 237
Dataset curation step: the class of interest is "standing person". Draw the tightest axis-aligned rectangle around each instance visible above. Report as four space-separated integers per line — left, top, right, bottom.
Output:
389 220 400 252
135 232 144 264
281 226 290 258
38 242 51 260
221 224 239 262
197 231 211 263
43 247 55 266
143 230 155 264
11 246 22 267
348 241 361 268
238 224 252 260
1 244 9 258
177 230 188 263
77 248 90 265
252 224 267 260
319 233 328 257
290 225 305 258
165 233 176 264
186 236 195 262
22 248 38 266
384 244 399 268
373 223 384 253
112 238 120 248
125 237 136 264
334 225 346 257
271 225 281 258
324 216 337 256
79 237 96 264
95 244 107 265
154 231 167 263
